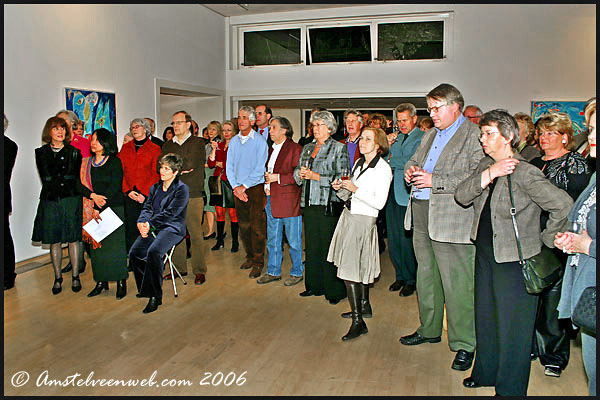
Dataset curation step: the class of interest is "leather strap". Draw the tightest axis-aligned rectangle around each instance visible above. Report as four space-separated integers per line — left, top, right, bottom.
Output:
507 175 525 264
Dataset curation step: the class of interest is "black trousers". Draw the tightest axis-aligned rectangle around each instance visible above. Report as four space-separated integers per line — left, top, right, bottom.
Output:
385 191 417 284
4 212 16 286
471 244 538 396
129 230 184 298
303 205 346 302
123 196 145 253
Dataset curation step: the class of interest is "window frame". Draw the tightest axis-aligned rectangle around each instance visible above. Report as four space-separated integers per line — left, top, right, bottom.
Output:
234 12 453 69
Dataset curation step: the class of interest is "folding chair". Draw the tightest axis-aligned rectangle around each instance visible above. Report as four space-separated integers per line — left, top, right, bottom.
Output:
163 245 187 297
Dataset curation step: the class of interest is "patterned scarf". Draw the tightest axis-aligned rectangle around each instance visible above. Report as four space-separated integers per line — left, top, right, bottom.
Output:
79 157 101 249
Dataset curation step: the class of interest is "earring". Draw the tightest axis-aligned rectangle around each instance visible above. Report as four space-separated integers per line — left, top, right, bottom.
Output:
562 139 567 143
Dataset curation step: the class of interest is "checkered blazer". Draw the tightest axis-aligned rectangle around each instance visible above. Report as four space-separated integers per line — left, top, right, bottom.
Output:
404 119 484 244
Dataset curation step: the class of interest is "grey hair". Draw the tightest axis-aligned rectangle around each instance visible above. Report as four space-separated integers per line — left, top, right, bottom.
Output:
394 103 417 117
343 109 364 125
56 109 80 125
238 105 256 122
130 118 152 137
310 110 337 133
4 113 8 133
464 105 483 116
480 109 520 148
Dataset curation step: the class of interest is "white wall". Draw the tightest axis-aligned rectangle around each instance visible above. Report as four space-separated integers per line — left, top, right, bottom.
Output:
227 4 596 115
4 4 225 262
271 108 302 143
159 94 224 136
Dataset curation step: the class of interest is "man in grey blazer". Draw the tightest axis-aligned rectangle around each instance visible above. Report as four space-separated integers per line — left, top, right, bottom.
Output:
401 83 484 372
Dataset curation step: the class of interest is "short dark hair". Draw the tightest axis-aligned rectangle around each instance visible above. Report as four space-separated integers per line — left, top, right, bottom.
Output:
271 116 294 138
159 153 184 174
427 83 465 111
479 109 520 148
173 110 192 123
257 104 273 117
42 116 72 144
93 128 118 156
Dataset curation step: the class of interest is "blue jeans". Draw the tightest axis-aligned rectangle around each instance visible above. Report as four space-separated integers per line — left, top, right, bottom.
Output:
265 196 303 277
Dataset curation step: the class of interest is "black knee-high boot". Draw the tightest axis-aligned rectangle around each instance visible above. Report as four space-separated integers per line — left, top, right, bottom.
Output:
211 221 225 251
342 281 368 341
230 222 239 253
341 283 373 318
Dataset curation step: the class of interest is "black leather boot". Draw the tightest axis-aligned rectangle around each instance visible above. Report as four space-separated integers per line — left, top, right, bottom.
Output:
341 283 372 318
230 222 239 253
87 281 108 297
142 297 162 314
342 281 368 341
116 279 127 300
211 221 225 251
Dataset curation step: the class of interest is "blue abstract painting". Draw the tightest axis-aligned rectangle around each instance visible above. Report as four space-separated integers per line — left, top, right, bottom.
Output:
65 87 116 139
531 101 586 136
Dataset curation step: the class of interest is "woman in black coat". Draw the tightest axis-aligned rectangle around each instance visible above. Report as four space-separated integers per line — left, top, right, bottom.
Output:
129 153 189 314
32 116 83 294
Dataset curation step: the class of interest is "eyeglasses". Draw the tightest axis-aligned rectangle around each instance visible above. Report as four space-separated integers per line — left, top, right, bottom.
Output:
427 104 448 114
313 122 328 129
171 121 186 126
130 124 143 129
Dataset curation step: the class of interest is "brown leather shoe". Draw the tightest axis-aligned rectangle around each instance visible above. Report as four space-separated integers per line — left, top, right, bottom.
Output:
249 265 263 279
194 273 206 285
164 272 188 280
240 260 253 270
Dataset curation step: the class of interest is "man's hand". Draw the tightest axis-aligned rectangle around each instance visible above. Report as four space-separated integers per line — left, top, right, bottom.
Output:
405 165 418 184
411 168 432 189
233 185 248 202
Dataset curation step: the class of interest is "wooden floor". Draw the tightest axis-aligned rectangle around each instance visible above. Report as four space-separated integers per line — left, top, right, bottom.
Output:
4 233 589 396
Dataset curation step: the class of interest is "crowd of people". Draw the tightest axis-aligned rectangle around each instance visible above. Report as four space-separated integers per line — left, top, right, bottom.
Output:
3 83 596 396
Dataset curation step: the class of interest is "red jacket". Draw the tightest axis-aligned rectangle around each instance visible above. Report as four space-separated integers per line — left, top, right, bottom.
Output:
118 139 161 196
207 140 230 182
267 138 302 218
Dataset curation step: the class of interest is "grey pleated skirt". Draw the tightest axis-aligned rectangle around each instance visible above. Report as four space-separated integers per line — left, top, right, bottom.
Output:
327 207 380 284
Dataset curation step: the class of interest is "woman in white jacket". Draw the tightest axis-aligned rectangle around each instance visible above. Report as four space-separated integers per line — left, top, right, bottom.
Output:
328 127 393 341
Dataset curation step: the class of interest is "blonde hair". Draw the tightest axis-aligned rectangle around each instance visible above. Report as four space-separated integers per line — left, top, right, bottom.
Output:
584 97 596 127
535 112 574 150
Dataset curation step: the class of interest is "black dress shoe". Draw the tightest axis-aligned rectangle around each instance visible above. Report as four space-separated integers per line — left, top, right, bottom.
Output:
399 284 416 297
116 279 127 299
4 281 15 291
299 290 315 297
452 349 475 371
463 377 482 388
328 298 342 305
52 276 63 295
142 297 162 314
399 331 441 346
136 293 142 298
203 232 216 240
87 281 108 297
71 275 82 293
389 280 404 292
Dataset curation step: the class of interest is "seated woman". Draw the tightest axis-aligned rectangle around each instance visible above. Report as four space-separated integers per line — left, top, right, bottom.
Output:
328 127 392 340
455 109 572 396
129 153 189 314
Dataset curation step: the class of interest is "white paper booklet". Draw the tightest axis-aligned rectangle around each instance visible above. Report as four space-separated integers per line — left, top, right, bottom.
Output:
82 207 124 243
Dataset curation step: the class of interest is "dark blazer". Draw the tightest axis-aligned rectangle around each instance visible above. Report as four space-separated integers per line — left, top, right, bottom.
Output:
267 138 302 218
455 153 573 263
4 135 18 214
35 143 82 200
138 177 189 237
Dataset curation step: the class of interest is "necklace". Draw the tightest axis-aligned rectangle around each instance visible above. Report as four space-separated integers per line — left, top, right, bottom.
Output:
92 155 109 167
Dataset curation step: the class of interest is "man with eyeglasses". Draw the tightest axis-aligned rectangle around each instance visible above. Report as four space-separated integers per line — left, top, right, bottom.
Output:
463 105 483 125
227 106 269 279
160 110 207 285
401 84 484 373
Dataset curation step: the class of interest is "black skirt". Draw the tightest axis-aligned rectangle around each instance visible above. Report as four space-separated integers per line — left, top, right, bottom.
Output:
32 196 82 244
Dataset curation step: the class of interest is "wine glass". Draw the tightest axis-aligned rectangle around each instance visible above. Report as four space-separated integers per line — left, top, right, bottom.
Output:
340 167 350 181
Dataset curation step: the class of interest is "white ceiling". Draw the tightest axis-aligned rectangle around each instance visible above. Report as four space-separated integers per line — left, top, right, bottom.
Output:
201 4 364 17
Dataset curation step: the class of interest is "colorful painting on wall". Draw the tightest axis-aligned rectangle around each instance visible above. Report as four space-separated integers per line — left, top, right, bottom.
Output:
65 87 116 139
531 101 587 136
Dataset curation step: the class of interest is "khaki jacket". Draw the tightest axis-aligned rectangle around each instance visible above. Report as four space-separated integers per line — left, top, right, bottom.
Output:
454 153 573 263
404 119 484 243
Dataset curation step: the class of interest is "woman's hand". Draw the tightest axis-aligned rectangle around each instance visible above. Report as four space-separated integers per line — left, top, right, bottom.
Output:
137 222 150 238
331 179 342 191
341 180 358 193
299 167 311 180
558 230 593 255
489 158 520 179
264 173 280 184
92 209 102 223
90 193 107 208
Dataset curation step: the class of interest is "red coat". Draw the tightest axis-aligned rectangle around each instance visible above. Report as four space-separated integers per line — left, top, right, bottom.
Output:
267 139 302 218
117 139 161 196
207 140 230 182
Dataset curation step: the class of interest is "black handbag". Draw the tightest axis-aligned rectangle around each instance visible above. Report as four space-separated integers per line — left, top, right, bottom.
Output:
507 175 563 295
208 175 222 196
572 286 596 334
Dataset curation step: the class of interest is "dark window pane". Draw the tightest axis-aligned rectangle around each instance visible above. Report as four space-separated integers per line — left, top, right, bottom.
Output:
309 26 371 64
378 21 443 60
244 29 301 66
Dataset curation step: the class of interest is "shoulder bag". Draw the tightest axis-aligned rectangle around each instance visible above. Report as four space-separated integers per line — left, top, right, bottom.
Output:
507 174 562 295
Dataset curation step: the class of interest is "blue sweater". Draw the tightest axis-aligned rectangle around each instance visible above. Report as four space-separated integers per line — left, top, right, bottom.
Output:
226 130 269 189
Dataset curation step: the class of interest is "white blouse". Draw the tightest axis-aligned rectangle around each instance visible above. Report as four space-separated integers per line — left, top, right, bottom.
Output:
350 157 393 218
